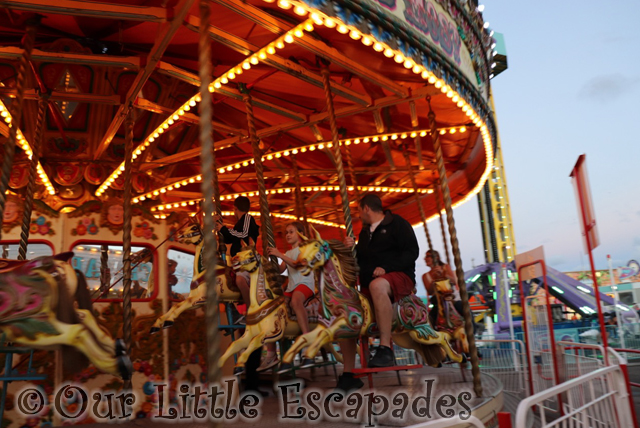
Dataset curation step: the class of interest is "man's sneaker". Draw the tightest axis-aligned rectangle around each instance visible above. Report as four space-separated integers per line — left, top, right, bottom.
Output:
368 345 395 368
256 353 279 372
334 373 364 394
277 363 293 374
299 358 316 369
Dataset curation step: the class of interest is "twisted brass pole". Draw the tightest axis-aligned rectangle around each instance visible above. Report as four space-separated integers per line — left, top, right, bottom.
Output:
434 182 451 266
291 153 309 235
240 84 278 267
100 244 110 295
320 65 355 244
122 117 134 390
401 145 433 252
0 21 38 241
343 143 361 215
427 97 482 397
18 94 48 260
198 1 221 410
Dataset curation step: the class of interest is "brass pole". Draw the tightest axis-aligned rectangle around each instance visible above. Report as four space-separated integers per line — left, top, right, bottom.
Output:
400 145 433 252
434 182 452 266
427 97 482 397
122 117 134 390
198 1 221 413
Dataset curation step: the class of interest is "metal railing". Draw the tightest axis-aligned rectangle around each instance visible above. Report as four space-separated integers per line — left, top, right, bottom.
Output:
476 339 528 396
515 364 635 428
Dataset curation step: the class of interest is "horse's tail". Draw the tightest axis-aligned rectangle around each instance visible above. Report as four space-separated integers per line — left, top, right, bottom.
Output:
57 269 92 378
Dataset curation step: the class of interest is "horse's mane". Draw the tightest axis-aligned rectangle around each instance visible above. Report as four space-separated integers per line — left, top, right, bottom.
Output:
326 239 358 287
238 242 283 296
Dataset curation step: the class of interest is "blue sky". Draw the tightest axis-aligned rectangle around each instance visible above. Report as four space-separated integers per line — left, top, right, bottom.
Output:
413 1 640 291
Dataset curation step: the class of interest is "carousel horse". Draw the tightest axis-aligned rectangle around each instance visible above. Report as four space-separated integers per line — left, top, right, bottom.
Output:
150 222 240 333
281 227 465 368
431 271 469 355
0 253 132 379
218 241 343 371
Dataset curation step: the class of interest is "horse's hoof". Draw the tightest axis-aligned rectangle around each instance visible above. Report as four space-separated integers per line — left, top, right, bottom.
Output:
233 366 245 376
117 355 133 381
162 321 174 329
150 327 160 334
115 339 127 356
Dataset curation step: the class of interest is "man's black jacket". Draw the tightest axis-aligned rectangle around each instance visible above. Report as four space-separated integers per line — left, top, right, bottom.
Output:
355 210 419 289
220 213 260 256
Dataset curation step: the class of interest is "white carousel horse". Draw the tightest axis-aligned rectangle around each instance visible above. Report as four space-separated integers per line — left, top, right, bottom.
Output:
0 253 131 379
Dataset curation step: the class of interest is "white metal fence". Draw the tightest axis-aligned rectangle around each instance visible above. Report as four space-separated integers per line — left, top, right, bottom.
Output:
515 364 635 428
476 339 528 396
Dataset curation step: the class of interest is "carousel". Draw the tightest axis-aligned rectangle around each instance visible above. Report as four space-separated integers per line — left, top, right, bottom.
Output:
0 0 501 426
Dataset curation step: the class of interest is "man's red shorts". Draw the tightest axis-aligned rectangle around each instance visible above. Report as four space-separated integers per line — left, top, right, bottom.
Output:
361 271 415 303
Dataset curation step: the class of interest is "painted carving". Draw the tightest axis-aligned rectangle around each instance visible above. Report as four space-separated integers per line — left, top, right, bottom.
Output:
71 217 99 236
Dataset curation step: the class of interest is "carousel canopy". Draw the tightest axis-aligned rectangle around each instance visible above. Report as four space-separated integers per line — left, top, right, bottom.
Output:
0 0 497 242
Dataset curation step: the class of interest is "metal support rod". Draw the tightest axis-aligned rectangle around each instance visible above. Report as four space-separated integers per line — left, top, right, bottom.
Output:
343 143 361 212
427 97 482 397
240 83 278 267
401 144 432 251
320 64 355 243
0 20 38 241
291 153 309 235
18 94 48 260
198 1 221 409
100 244 110 295
122 117 134 391
434 182 451 266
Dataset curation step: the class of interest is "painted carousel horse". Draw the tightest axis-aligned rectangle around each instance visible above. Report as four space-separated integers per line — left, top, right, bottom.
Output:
0 253 132 379
150 222 240 333
282 227 465 368
431 272 469 355
218 242 342 372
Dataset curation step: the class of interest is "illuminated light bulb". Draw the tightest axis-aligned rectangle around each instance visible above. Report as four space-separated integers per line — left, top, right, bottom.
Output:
154 132 160 138
460 127 466 133
162 123 169 129
462 105 469 112
160 189 166 193
292 149 298 154
363 137 369 143
420 131 427 137
189 100 196 107
401 133 407 139
242 62 251 70
381 136 388 141
404 59 414 68
267 45 276 55
450 128 456 134
189 178 195 183
373 42 384 52
428 76 436 84
324 17 336 28
391 134 398 140
310 13 323 25
318 143 325 149
283 150 290 156
421 70 430 79
309 145 316 151
300 147 307 153
284 34 294 44
168 119 174 125
173 114 179 121
304 22 314 32
446 90 454 98
213 81 222 89
234 164 241 169
294 29 304 38
313 187 319 191
350 30 361 40
195 95 201 102
294 5 306 15
410 132 417 138
178 109 185 115
226 166 233 171
394 54 404 63
267 154 273 160
277 189 284 193
439 130 446 135
182 180 189 186
277 0 291 9
434 80 443 89
285 188 291 193
228 72 236 80
383 48 394 58
412 65 422 74
337 25 349 34
144 141 151 146
361 36 373 46
372 137 379 142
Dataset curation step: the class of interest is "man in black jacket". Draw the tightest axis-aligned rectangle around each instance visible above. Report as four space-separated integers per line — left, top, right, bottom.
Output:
338 194 420 392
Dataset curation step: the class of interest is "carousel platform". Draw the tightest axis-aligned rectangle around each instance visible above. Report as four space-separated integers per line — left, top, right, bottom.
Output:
76 365 503 428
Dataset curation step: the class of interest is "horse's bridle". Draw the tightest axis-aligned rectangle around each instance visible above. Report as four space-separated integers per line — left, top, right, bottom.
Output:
232 248 260 273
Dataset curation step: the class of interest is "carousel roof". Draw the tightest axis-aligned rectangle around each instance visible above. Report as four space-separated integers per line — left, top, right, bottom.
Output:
0 0 497 242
